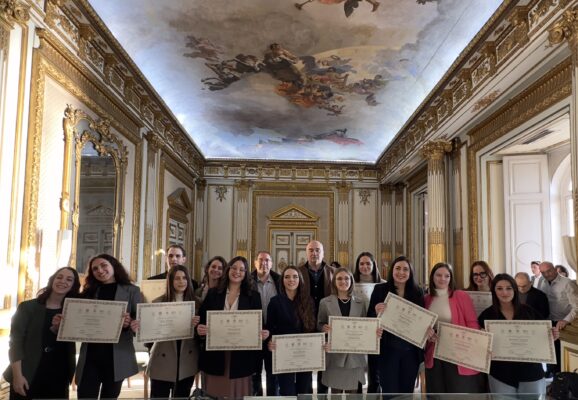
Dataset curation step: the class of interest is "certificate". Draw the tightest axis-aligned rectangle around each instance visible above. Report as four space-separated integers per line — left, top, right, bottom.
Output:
57 298 127 343
328 316 380 354
272 333 325 374
465 291 492 316
379 292 438 348
485 320 556 364
136 301 195 342
353 283 377 305
140 280 166 303
434 322 493 374
206 310 262 351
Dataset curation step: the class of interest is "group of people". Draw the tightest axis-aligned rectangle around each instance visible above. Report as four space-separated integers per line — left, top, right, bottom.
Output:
5 240 577 399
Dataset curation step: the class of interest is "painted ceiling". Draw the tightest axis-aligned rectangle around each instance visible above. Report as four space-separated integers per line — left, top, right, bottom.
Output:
88 0 503 163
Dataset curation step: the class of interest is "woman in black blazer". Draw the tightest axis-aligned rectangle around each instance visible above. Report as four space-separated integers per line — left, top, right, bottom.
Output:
367 256 426 394
4 267 80 400
267 265 316 396
196 256 269 399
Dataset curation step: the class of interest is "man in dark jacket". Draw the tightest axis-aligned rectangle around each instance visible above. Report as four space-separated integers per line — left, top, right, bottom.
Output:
515 272 549 319
148 244 199 290
251 251 281 396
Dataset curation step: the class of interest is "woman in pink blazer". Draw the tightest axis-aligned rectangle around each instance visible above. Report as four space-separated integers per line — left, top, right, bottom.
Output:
424 262 485 393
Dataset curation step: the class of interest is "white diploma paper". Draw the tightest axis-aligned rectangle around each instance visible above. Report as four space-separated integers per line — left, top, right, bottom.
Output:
328 316 380 354
140 280 166 303
434 322 493 373
485 320 556 364
57 298 127 343
137 301 195 342
272 333 326 374
353 283 377 305
379 292 438 348
465 291 493 316
206 310 262 351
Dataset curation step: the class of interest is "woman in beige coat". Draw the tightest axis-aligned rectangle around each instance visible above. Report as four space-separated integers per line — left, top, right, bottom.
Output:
145 265 200 398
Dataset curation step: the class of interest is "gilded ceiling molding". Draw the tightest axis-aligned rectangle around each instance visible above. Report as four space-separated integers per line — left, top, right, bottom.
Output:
376 0 573 181
0 0 30 26
548 6 578 61
466 58 571 261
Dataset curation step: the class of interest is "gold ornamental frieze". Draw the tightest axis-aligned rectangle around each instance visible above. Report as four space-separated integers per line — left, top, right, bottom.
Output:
0 0 30 26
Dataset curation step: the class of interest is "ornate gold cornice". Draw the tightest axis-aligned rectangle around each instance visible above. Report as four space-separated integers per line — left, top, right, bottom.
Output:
467 57 572 260
0 0 30 26
548 6 578 62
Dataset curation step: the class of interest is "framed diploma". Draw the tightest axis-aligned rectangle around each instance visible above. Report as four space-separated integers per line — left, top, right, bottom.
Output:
140 280 166 303
353 283 377 305
57 298 127 343
272 333 325 374
434 322 493 374
485 320 556 364
328 316 380 354
379 292 438 348
206 310 262 351
464 291 492 316
136 301 195 342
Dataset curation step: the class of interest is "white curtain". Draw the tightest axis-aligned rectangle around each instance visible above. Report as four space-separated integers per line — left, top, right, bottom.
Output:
562 235 577 273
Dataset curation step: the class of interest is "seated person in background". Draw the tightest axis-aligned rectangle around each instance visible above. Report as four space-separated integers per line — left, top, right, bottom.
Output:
514 272 549 319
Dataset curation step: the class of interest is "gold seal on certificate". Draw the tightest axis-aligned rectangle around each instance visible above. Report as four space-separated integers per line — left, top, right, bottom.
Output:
57 298 127 343
328 316 380 354
379 292 437 348
140 280 166 303
272 333 326 374
206 310 262 351
353 283 377 306
137 301 195 343
464 291 493 316
434 322 493 374
485 320 556 364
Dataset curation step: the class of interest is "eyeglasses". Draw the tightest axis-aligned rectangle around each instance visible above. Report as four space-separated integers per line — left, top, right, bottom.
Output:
472 272 488 279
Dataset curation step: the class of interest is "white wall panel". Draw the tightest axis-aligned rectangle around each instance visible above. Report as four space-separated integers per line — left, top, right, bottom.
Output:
352 189 377 267
207 185 234 260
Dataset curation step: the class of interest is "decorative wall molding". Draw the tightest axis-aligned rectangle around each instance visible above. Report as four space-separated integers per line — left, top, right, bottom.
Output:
215 186 228 202
358 189 371 205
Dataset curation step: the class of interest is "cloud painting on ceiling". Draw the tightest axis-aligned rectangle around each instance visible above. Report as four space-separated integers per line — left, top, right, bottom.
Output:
89 0 502 162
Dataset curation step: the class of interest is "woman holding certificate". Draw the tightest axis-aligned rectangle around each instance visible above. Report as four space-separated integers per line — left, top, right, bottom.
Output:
195 256 226 301
466 260 494 292
75 254 142 399
4 267 80 400
424 262 485 393
367 256 425 394
478 274 558 394
197 256 268 399
266 265 316 395
146 265 200 398
319 267 376 393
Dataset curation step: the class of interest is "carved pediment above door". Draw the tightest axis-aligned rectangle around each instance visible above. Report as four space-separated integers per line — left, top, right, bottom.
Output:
268 204 319 227
167 187 192 217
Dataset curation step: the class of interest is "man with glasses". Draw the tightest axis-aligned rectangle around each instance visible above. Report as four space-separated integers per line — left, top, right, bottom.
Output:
538 261 578 376
251 251 280 396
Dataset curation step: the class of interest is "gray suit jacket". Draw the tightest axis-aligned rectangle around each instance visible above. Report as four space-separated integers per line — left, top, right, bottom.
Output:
317 294 367 369
76 283 142 383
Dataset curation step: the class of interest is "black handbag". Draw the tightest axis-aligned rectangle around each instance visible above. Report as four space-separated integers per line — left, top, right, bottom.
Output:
547 371 578 399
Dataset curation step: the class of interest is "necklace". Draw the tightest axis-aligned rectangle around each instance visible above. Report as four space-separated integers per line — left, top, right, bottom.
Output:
338 297 351 304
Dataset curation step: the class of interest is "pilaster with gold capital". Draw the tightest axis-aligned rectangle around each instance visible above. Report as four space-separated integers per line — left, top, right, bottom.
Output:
549 8 578 262
422 140 452 270
393 183 405 257
334 181 351 266
380 184 394 264
234 180 252 258
450 138 464 286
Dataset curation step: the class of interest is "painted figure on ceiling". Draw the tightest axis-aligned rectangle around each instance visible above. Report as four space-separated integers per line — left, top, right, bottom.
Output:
294 0 380 17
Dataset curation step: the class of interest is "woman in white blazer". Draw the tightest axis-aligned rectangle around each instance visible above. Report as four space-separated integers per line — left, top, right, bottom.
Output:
145 265 200 398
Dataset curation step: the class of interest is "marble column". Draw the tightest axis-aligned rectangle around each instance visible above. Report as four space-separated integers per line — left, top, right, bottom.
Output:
421 140 452 270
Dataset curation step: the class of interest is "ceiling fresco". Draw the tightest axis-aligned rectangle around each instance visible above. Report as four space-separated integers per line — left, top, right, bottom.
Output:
88 0 503 162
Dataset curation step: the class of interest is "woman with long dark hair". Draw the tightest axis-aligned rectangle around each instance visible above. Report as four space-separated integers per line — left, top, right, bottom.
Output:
425 262 484 393
466 260 494 292
196 256 269 399
144 265 201 398
353 252 383 284
195 256 226 301
4 267 80 400
76 254 141 399
267 265 316 395
367 256 425 394
479 273 558 394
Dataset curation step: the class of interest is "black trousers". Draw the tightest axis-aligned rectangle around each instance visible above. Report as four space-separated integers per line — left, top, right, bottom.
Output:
425 359 485 394
378 347 420 394
251 349 278 396
150 376 194 399
77 361 124 399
